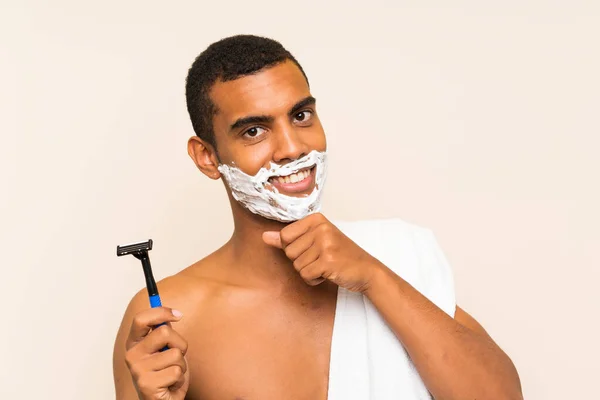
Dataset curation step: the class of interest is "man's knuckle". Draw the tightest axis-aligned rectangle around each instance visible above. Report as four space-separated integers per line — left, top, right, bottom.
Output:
293 259 303 270
156 325 170 338
171 365 184 379
166 348 179 360
131 314 144 330
129 363 142 380
173 348 186 362
284 246 295 258
326 244 340 255
280 230 292 245
323 252 336 263
317 223 331 234
137 375 150 390
124 351 136 368
300 268 312 280
181 339 189 355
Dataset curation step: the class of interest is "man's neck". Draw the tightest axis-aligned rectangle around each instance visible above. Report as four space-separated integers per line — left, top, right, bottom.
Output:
224 208 310 293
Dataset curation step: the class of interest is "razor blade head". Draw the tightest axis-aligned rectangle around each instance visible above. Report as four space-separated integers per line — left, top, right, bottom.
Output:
116 239 153 256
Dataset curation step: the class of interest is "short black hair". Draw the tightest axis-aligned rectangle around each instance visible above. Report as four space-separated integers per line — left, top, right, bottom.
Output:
185 35 309 149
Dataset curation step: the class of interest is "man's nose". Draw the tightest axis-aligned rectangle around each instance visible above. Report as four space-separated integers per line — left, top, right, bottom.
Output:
272 124 309 163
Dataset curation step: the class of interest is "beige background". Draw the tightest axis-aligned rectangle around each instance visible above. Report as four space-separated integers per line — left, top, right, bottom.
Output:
1 1 598 399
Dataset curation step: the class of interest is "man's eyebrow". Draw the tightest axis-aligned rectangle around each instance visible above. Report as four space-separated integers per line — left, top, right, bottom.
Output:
288 96 316 117
229 115 275 132
228 96 316 132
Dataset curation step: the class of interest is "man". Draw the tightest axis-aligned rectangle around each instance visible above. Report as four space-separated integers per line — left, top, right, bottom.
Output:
113 35 522 400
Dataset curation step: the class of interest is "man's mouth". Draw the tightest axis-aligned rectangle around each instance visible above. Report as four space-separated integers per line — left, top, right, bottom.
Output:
267 166 316 194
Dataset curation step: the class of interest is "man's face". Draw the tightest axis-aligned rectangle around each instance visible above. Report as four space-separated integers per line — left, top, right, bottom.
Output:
210 60 327 199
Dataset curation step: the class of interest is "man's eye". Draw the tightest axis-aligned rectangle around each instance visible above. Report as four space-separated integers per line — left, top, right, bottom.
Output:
243 127 266 139
294 110 313 123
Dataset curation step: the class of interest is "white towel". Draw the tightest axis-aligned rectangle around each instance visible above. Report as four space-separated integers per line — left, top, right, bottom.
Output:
328 218 456 400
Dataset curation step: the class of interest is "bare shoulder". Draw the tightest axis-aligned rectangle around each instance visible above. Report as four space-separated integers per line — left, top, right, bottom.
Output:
117 250 234 341
113 252 230 356
154 256 233 325
118 254 221 320
112 253 230 398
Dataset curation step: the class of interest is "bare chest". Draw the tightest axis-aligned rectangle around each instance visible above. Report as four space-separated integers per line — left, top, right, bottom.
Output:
182 289 338 400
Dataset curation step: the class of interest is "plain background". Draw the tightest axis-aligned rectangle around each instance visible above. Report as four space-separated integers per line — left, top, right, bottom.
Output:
1 1 598 399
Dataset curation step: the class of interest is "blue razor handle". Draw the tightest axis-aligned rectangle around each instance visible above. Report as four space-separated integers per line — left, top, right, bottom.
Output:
149 294 163 308
149 294 169 351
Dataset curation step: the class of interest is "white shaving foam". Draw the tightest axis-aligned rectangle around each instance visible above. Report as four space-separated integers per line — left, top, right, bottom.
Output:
217 150 328 222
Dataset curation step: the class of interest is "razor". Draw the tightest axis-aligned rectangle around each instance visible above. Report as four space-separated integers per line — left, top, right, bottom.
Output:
117 239 168 350
116 239 164 308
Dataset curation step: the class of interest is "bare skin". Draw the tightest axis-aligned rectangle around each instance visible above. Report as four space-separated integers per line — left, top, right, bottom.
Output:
113 60 522 400
114 249 339 399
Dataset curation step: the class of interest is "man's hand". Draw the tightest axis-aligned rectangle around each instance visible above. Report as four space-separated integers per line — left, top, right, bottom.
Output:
262 213 383 292
124 307 190 400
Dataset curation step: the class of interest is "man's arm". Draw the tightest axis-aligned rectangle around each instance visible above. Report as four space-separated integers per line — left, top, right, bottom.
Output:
113 290 189 400
113 291 148 399
262 213 523 399
366 265 523 400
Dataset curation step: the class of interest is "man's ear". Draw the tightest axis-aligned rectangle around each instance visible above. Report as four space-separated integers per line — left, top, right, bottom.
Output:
187 136 221 180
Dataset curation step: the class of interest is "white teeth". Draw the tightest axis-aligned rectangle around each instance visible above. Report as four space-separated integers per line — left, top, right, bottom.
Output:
273 168 312 185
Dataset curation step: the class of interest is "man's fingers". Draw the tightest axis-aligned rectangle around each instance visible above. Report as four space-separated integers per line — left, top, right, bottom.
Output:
292 244 320 270
129 347 187 381
262 231 283 249
147 348 188 374
151 365 186 390
263 214 330 250
298 260 325 284
139 324 189 355
169 368 188 392
279 213 327 246
124 307 190 398
263 214 329 250
284 232 314 260
307 277 326 286
128 307 183 346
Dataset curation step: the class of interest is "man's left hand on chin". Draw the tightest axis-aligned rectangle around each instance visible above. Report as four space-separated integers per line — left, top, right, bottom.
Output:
262 213 385 293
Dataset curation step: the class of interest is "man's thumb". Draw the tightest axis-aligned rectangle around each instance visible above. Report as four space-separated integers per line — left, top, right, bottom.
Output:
262 231 283 249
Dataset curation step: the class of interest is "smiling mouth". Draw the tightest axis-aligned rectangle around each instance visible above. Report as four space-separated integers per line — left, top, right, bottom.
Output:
267 166 316 193
268 166 313 184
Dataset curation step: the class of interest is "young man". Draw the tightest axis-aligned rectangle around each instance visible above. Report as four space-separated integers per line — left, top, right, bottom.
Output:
113 35 522 400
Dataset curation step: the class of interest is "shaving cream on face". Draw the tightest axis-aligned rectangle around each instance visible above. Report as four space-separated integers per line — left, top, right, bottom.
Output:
217 150 328 223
